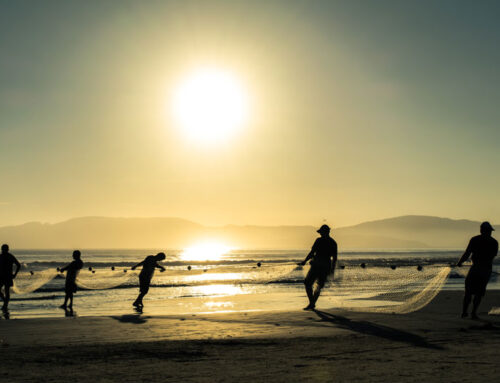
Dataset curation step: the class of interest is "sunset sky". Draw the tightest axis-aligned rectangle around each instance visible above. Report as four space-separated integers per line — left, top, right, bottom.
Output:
1 0 499 228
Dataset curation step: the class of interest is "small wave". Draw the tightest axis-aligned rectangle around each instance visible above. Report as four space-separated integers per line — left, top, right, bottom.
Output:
25 259 294 268
19 278 305 294
448 272 465 279
11 294 62 301
25 258 493 269
267 279 302 285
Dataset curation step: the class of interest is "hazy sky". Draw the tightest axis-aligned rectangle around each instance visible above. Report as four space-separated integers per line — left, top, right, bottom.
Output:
1 0 499 227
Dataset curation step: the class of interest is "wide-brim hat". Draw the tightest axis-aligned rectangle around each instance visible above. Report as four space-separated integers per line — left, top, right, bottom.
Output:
317 224 331 233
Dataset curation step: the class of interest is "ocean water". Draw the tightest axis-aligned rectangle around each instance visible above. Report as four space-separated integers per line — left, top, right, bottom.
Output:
3 249 499 319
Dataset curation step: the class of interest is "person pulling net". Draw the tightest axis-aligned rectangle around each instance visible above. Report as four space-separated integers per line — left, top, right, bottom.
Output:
456 221 498 319
60 250 84 310
298 224 337 311
131 252 166 309
0 244 21 311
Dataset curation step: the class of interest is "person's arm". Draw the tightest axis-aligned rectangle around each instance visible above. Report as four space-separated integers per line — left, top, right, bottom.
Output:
457 240 473 266
12 256 21 278
299 241 317 265
131 260 144 270
155 263 166 272
61 261 77 273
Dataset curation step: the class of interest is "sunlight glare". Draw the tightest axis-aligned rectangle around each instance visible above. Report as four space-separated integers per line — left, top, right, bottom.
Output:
172 68 249 144
191 284 245 297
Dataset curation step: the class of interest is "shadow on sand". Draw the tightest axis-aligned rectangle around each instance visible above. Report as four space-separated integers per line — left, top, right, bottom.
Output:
314 310 442 350
111 314 149 324
64 307 76 317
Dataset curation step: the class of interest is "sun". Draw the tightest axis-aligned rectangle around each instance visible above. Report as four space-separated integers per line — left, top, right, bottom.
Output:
181 243 231 262
172 68 249 143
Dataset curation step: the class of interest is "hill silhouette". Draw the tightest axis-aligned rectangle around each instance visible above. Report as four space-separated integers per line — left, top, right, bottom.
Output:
0 215 492 249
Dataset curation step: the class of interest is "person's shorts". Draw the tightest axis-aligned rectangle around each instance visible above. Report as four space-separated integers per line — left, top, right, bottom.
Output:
139 274 152 294
65 280 78 294
0 277 13 288
465 266 492 297
305 264 331 288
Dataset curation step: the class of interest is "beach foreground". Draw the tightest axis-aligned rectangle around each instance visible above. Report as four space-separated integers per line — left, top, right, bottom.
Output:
1 290 500 382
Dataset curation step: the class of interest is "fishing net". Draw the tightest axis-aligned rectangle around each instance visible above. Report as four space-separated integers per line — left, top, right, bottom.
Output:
153 263 298 286
313 265 452 314
7 264 299 293
489 307 500 315
7 263 461 315
11 269 60 294
75 269 139 290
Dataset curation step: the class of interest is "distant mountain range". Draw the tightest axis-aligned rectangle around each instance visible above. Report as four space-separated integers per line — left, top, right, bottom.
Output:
0 215 492 250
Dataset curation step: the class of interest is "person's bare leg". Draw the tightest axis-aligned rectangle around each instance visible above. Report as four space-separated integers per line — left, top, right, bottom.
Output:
462 292 471 318
68 293 74 309
304 282 315 310
312 286 322 307
139 292 146 306
60 293 69 308
471 295 482 319
0 289 4 310
133 292 145 307
2 287 10 310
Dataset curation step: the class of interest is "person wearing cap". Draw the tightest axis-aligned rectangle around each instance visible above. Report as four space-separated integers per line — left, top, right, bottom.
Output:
299 225 338 310
0 244 21 311
457 221 498 319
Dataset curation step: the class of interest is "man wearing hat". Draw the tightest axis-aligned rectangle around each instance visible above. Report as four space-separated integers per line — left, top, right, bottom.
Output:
299 224 338 310
457 221 498 319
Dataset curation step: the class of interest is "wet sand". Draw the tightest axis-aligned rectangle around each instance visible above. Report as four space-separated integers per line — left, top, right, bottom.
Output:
1 290 500 382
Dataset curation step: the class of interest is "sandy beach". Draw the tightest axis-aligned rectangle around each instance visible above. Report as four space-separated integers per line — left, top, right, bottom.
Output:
1 290 499 382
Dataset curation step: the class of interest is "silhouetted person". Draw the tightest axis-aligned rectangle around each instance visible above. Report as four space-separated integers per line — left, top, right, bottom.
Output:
60 250 83 310
299 225 337 310
0 244 21 311
131 252 166 308
457 222 498 319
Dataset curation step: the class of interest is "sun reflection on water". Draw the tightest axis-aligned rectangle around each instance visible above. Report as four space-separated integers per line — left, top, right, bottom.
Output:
190 284 245 297
183 272 245 284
